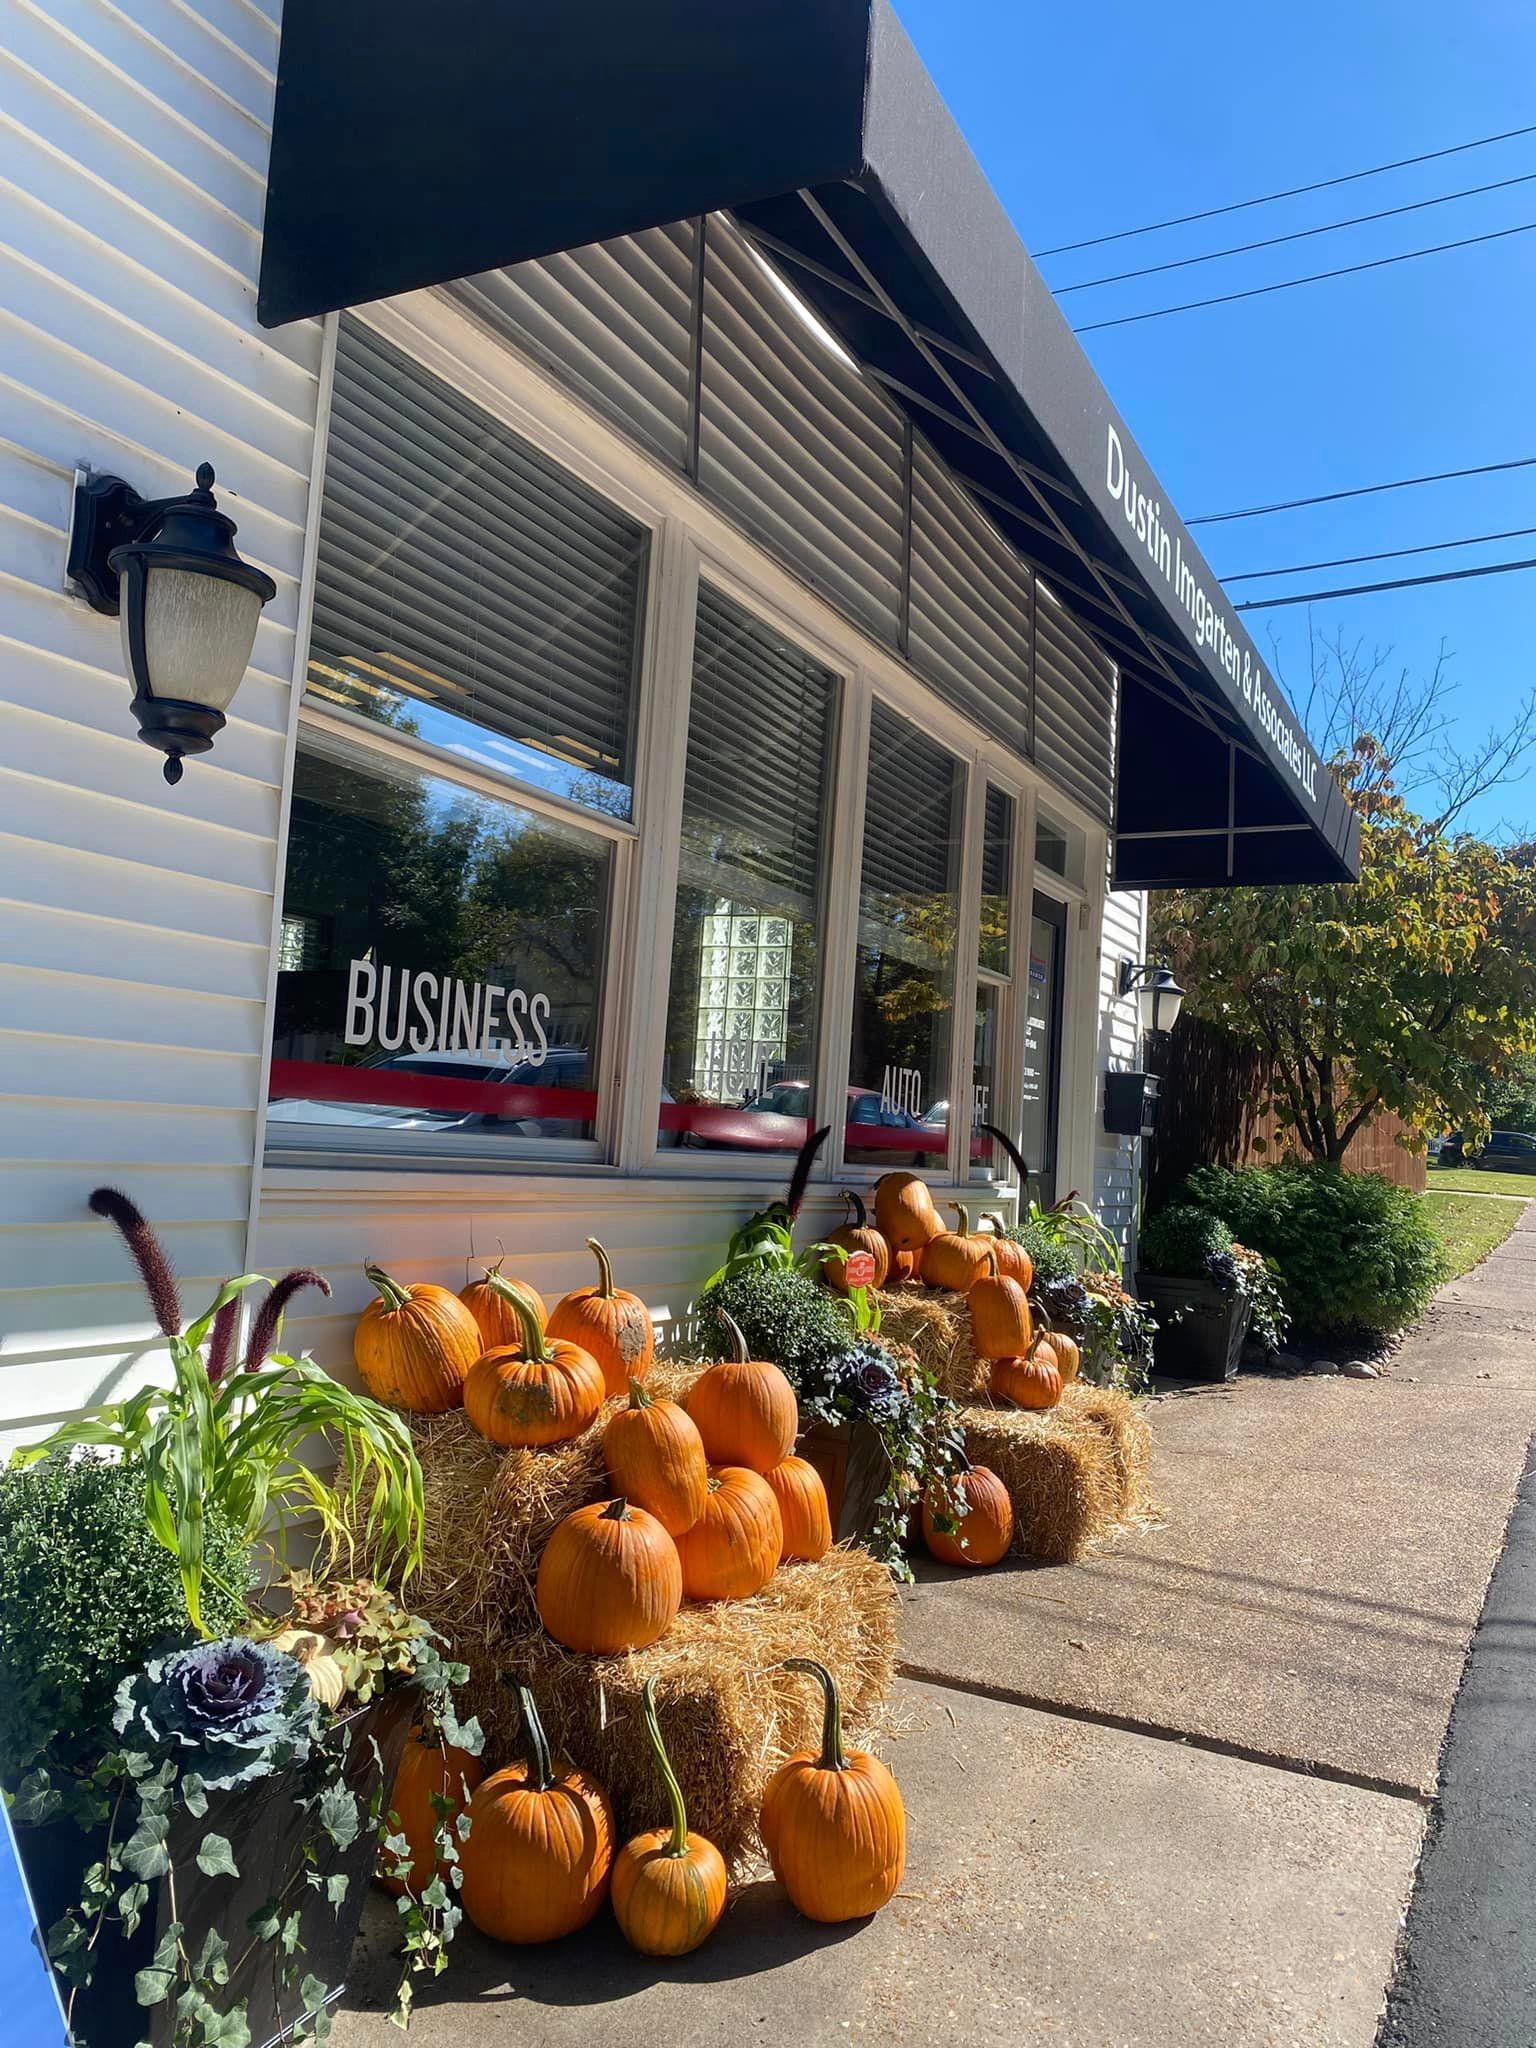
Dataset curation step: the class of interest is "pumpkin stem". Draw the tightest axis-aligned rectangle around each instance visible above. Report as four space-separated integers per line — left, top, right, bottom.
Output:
626 1379 654 1411
983 1247 998 1280
842 1189 868 1229
364 1260 411 1314
949 1203 971 1234
504 1280 553 1364
587 1237 616 1299
601 1496 632 1521
785 1657 848 1772
641 1677 691 1857
514 1681 555 1793
717 1310 750 1366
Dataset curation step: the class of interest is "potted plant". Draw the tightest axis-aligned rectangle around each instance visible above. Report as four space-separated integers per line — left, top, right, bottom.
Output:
1136 1204 1289 1381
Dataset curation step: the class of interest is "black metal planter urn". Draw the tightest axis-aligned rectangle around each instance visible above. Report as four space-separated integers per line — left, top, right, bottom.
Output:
1137 1272 1253 1383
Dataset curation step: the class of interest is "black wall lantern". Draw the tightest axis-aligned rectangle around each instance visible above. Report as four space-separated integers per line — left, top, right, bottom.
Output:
1119 959 1186 1038
67 463 276 784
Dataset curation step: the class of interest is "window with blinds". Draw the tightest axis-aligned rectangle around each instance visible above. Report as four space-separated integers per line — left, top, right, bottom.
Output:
658 585 838 1154
979 784 1015 978
307 317 650 819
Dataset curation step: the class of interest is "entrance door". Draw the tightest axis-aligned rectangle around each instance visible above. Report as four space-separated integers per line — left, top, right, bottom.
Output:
1020 892 1067 1207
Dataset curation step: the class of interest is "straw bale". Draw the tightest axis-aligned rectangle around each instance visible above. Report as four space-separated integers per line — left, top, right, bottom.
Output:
872 1287 981 1402
959 1382 1152 1563
1063 1381 1153 1520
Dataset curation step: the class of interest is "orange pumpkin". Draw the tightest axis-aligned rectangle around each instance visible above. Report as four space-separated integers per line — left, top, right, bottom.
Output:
458 1260 546 1352
821 1192 891 1294
761 1659 905 1922
536 1497 682 1653
459 1684 613 1944
765 1455 833 1562
546 1238 655 1397
886 1244 922 1286
921 1465 1014 1567
379 1732 483 1897
919 1204 994 1293
873 1171 942 1252
675 1466 782 1601
611 1679 727 1957
463 1286 604 1448
353 1261 481 1413
977 1217 1033 1289
602 1380 709 1536
989 1346 1062 1411
968 1251 1034 1361
686 1314 798 1472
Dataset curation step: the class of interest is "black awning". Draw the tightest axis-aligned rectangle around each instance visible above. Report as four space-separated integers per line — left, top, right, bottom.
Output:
259 0 1359 888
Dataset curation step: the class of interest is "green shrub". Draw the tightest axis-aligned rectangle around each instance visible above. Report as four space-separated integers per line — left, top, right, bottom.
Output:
1138 1203 1235 1277
1002 1218 1078 1289
697 1267 852 1375
0 1453 251 1776
1176 1163 1446 1337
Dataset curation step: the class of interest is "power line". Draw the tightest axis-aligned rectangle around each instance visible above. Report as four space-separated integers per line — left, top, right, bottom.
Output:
1035 120 1536 257
1054 169 1536 293
1072 217 1536 333
1189 455 1536 526
1233 555 1536 611
1223 524 1536 583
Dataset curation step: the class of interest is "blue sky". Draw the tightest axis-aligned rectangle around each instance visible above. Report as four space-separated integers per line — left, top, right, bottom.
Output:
897 0 1536 836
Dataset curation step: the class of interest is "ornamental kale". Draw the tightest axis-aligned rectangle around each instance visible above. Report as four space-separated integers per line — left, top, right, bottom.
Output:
825 1343 907 1425
114 1638 318 1792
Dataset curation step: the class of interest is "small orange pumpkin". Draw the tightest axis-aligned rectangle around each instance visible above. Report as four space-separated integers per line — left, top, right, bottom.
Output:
459 1683 614 1944
968 1249 1034 1361
675 1466 783 1601
765 1454 833 1562
989 1345 1062 1411
463 1287 604 1448
602 1380 710 1536
686 1314 798 1472
761 1659 906 1922
611 1678 727 1957
873 1172 943 1252
536 1497 682 1653
458 1260 546 1352
885 1243 922 1286
353 1261 482 1413
977 1216 1033 1289
546 1238 655 1397
379 1732 484 1897
921 1464 1014 1567
920 1204 994 1293
822 1192 891 1294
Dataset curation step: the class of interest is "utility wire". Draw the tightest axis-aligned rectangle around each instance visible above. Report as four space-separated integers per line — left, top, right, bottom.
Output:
1073 217 1536 332
1189 455 1536 526
1055 169 1536 292
1036 120 1536 256
1233 555 1536 611
1223 524 1536 583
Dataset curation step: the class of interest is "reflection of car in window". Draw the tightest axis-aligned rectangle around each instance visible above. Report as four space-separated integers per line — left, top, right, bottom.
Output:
266 1045 628 1145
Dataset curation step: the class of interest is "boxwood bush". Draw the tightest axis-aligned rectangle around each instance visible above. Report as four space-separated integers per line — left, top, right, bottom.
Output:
1137 1204 1236 1278
1174 1163 1446 1337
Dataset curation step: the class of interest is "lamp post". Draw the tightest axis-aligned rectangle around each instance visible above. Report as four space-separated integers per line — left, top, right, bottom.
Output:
67 462 276 784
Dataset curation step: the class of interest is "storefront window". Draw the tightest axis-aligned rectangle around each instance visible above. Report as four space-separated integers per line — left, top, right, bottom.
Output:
659 589 835 1154
268 733 613 1158
1021 893 1068 1201
845 702 964 1169
972 786 1015 1181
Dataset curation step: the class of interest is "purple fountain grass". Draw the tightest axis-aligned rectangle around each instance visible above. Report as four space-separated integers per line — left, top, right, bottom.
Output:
244 1268 332 1373
88 1185 182 1337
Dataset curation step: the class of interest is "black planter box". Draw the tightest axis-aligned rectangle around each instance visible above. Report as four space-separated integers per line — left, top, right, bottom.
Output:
795 1417 890 1545
19 1685 416 2048
1137 1273 1252 1383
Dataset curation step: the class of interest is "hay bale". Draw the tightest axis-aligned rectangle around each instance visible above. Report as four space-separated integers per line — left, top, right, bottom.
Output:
959 1383 1152 1563
1064 1382 1153 1520
872 1287 981 1401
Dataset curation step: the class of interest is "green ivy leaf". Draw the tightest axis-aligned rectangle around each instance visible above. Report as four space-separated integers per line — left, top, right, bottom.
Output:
316 1785 358 1852
119 1881 150 1937
11 1771 60 1826
326 1872 349 1908
122 1812 172 1881
195 1833 239 1880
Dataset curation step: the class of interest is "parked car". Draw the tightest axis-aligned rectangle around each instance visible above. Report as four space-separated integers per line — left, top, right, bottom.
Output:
1460 1130 1536 1174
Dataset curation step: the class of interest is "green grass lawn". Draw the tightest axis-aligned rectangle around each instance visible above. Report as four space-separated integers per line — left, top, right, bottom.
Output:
1427 1165 1536 1199
1424 1191 1529 1279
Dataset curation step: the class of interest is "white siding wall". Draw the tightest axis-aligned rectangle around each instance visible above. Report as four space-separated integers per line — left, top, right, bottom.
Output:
0 0 323 1446
1093 883 1147 1259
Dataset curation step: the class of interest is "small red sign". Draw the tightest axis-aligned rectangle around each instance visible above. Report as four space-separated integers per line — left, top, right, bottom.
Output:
842 1251 877 1290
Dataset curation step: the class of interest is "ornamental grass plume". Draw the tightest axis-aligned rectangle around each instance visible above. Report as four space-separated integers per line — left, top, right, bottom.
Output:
88 1186 182 1337
244 1267 332 1374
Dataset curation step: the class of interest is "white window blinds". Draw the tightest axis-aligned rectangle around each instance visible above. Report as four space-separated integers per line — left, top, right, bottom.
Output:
861 699 963 907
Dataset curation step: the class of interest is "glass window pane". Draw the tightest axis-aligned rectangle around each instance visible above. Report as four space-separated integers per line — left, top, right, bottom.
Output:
1021 899 1066 1187
979 785 1014 977
269 734 612 1154
969 984 1006 1183
846 702 964 1170
659 589 836 1154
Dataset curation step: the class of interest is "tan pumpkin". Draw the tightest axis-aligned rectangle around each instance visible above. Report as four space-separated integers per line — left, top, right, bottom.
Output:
821 1192 891 1294
873 1172 943 1252
765 1454 833 1562
920 1465 1014 1568
1051 1330 1082 1384
919 1204 994 1293
989 1345 1062 1411
458 1260 546 1352
459 1684 613 1944
379 1732 484 1897
675 1466 783 1601
968 1250 1035 1361
463 1287 604 1448
686 1314 798 1472
611 1679 727 1957
536 1497 682 1653
761 1659 906 1922
977 1216 1033 1289
353 1261 481 1413
546 1238 655 1397
602 1380 710 1536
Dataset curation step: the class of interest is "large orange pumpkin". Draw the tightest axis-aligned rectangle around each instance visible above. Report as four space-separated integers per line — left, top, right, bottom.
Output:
354 1261 481 1413
765 1455 832 1562
460 1684 613 1944
919 1204 993 1293
686 1315 798 1472
968 1252 1034 1361
920 1465 1014 1568
458 1260 546 1352
379 1732 484 1897
977 1217 1033 1289
886 1244 922 1286
675 1466 783 1601
989 1346 1062 1411
546 1238 655 1397
821 1192 891 1294
611 1679 727 1957
602 1381 710 1536
463 1286 604 1448
873 1172 942 1252
761 1659 906 1922
536 1497 682 1653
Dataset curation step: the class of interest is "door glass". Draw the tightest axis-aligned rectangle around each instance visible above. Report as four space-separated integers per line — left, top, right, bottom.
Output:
1020 896 1066 1201
970 984 1003 1183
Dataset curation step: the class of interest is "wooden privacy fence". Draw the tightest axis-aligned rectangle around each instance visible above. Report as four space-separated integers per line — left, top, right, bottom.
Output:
1145 1015 1426 1209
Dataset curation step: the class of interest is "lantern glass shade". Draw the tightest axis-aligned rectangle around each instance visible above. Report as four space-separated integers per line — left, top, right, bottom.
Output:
124 564 265 714
1138 969 1184 1037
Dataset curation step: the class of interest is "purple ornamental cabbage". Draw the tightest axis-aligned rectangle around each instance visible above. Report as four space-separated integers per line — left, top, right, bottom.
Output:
832 1345 907 1424
113 1638 319 1791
